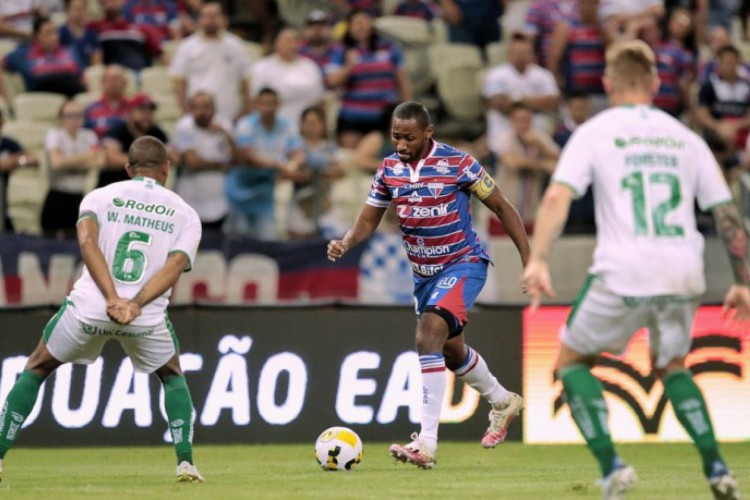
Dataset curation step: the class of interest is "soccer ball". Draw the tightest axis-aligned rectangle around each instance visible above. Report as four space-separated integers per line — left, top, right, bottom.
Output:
314 426 363 471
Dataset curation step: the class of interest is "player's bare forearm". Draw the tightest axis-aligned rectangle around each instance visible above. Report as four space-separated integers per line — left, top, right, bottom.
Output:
482 188 530 266
130 253 190 308
343 205 387 250
530 183 574 262
77 217 119 302
713 202 750 285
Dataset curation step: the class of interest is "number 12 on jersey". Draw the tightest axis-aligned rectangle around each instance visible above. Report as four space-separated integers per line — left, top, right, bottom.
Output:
621 171 684 237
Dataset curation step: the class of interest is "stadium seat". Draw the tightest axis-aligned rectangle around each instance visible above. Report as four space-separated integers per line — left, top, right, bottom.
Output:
73 91 100 109
0 95 11 121
151 93 184 123
428 42 483 80
485 41 507 67
382 0 400 15
374 16 434 46
431 18 448 43
7 150 48 235
245 41 264 61
160 40 180 65
0 39 17 59
158 120 176 142
140 66 173 95
436 64 483 122
13 93 66 124
4 122 50 150
403 47 434 95
2 72 26 109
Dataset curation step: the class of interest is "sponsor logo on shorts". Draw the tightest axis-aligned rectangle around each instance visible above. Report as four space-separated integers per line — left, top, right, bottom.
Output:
81 322 154 338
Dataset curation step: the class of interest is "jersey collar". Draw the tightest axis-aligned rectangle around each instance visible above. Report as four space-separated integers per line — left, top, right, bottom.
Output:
406 140 437 183
133 175 164 186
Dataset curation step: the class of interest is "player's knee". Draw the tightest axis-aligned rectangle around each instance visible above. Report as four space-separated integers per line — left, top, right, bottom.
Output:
24 341 61 379
155 354 183 381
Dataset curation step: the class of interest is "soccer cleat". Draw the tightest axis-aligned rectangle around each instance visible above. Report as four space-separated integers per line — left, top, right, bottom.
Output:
389 432 436 469
600 463 637 500
709 472 741 500
482 392 524 448
176 461 204 483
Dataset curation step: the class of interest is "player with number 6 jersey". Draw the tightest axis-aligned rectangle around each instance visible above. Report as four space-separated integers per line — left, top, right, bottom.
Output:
0 136 204 484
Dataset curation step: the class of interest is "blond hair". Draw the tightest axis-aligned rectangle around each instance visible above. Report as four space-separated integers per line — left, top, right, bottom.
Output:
605 40 657 93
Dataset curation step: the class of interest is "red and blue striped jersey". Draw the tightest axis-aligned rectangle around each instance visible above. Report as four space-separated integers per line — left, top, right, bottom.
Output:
366 141 491 277
563 19 605 95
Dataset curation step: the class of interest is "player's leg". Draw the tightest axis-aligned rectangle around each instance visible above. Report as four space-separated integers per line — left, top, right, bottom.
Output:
649 302 738 499
0 339 62 469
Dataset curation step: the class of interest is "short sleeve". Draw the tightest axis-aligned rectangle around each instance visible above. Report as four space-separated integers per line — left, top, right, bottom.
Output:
170 213 202 272
234 118 254 148
457 154 487 189
694 139 732 211
551 127 593 198
173 122 194 152
168 42 188 77
390 44 404 68
44 129 61 151
237 43 253 79
538 69 561 95
482 68 508 98
77 189 102 224
698 81 715 108
286 132 303 152
365 166 391 208
328 45 344 70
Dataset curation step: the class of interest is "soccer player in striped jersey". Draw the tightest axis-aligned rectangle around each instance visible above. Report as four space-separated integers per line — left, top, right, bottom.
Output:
327 101 530 469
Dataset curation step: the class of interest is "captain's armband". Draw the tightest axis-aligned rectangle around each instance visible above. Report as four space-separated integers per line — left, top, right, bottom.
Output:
469 172 496 200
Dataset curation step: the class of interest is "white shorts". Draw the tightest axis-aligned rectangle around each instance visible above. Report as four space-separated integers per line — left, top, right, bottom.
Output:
43 299 178 373
562 275 700 369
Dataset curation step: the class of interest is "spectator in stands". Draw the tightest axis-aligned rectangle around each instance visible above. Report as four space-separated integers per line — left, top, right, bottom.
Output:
440 0 504 52
0 0 38 39
599 0 665 42
84 65 132 138
176 0 203 37
642 13 695 118
665 5 698 55
547 0 607 112
100 93 169 187
0 108 38 232
3 16 86 97
123 0 180 42
697 45 750 153
298 9 341 84
699 26 750 83
482 33 559 162
329 9 411 148
523 0 579 66
496 103 559 229
59 0 102 66
170 2 252 122
394 0 438 21
553 91 591 147
288 106 344 240
251 26 325 134
226 87 304 240
174 91 237 233
88 0 162 72
42 100 104 239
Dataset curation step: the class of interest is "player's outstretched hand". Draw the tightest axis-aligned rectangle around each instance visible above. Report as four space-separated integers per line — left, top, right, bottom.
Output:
327 239 348 262
723 284 750 325
522 259 556 312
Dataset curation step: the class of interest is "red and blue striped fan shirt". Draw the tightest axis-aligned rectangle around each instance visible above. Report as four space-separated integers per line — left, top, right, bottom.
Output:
654 41 695 117
366 141 491 277
563 19 605 95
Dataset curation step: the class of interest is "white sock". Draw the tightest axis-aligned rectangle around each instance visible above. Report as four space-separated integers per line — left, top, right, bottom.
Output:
454 347 510 407
418 353 446 453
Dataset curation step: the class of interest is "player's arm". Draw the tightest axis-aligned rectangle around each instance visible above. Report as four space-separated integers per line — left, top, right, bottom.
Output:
522 182 575 309
327 204 387 262
77 216 120 305
472 173 530 267
712 202 750 320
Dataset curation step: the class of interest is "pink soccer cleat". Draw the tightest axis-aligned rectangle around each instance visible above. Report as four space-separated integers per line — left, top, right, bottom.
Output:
481 392 524 448
389 432 436 469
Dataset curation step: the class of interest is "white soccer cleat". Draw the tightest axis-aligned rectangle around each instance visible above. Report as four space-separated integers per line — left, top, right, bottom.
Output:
176 461 204 483
389 432 436 469
600 464 637 500
709 472 741 500
482 392 524 448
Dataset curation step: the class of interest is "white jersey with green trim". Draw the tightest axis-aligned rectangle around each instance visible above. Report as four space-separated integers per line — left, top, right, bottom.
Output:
552 105 731 296
69 176 202 326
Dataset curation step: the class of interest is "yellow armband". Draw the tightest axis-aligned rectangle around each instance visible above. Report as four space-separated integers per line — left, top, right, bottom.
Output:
469 172 496 200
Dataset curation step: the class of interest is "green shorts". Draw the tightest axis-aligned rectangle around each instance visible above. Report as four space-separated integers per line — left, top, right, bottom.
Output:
562 275 700 369
43 300 178 373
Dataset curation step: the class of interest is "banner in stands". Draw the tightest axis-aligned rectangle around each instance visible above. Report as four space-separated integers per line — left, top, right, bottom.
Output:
523 306 750 443
0 307 523 446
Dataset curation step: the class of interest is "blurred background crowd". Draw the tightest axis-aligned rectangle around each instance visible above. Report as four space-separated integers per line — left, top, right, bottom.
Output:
0 0 747 242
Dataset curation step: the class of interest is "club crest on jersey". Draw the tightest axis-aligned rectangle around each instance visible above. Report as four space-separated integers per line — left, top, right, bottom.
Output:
435 159 450 174
428 183 443 198
408 191 422 203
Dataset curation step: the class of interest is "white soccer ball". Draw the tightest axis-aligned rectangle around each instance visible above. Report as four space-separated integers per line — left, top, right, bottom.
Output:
314 426 363 471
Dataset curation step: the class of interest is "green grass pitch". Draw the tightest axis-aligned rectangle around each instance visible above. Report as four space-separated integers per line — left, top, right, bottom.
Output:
0 442 748 499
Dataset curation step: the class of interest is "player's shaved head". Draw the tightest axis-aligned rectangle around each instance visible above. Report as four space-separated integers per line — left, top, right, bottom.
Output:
128 136 168 169
604 40 657 94
392 101 431 131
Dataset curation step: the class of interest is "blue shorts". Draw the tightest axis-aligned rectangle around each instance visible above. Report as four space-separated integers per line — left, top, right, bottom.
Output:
413 260 488 336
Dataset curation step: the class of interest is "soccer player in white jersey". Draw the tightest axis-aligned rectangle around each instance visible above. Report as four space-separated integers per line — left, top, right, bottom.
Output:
523 40 750 500
0 136 204 483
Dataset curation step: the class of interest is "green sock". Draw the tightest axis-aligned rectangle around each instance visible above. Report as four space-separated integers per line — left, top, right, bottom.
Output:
560 364 618 477
663 370 722 477
0 371 44 459
163 375 194 465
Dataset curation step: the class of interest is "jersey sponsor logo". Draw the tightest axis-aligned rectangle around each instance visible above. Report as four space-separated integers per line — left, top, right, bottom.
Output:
397 203 449 218
402 241 451 257
428 183 444 198
435 159 450 174
411 262 444 276
462 166 478 181
113 197 176 217
613 136 686 150
407 191 423 204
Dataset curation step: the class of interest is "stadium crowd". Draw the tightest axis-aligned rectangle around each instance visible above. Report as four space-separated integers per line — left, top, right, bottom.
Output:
0 0 747 240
